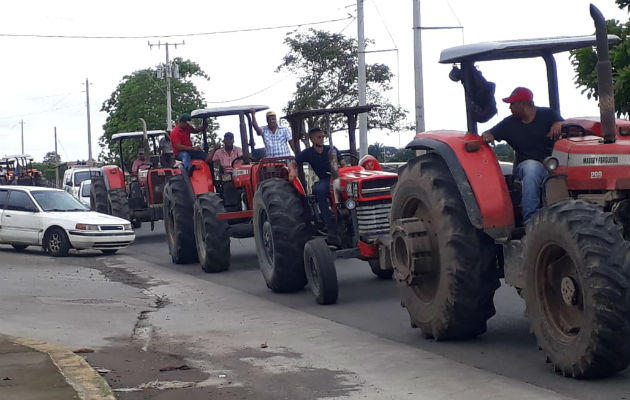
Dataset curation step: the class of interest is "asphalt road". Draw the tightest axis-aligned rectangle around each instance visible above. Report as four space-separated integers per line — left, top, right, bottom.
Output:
129 221 629 400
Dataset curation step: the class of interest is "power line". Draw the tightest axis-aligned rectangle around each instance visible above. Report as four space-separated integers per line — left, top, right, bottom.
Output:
0 16 353 40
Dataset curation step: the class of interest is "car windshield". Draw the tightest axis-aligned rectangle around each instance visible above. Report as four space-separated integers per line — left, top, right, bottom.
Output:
73 170 100 186
80 182 91 197
31 190 89 211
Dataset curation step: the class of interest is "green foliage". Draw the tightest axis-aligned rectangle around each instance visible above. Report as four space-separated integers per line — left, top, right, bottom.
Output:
493 143 515 162
388 148 416 162
278 29 407 138
570 5 630 117
99 58 213 168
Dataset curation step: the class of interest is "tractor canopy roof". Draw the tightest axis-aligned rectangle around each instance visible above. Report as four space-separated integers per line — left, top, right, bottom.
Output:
111 130 168 142
440 34 620 64
191 105 268 119
1 154 33 161
282 105 374 121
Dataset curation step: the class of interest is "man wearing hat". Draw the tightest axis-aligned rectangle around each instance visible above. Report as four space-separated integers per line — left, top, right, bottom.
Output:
209 132 243 173
250 109 294 158
482 87 564 224
170 114 210 169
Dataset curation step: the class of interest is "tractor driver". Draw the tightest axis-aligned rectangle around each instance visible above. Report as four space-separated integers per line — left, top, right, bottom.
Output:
481 87 564 224
208 132 243 174
131 149 150 176
288 127 345 233
170 114 211 171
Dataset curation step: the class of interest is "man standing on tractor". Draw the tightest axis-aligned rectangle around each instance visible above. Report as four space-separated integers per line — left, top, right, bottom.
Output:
481 87 564 224
170 114 210 170
288 127 344 233
250 109 295 158
208 132 243 173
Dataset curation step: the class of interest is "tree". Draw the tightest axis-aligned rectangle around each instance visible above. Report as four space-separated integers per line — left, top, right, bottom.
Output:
278 29 407 143
492 143 515 162
99 58 213 168
571 1 630 117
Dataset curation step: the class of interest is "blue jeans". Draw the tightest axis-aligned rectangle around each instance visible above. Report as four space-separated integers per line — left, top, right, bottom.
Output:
313 177 333 224
515 159 547 224
176 151 207 169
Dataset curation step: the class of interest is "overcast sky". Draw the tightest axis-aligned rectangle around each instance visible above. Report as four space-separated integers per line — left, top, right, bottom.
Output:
0 0 626 162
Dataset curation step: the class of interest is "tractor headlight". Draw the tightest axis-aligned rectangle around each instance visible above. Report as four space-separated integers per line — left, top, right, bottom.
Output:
346 181 359 198
543 156 559 172
75 224 99 231
345 199 356 210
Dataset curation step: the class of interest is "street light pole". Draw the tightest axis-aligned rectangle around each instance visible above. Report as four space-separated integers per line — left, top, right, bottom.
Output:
357 0 368 158
85 78 93 163
149 41 184 131
413 0 426 133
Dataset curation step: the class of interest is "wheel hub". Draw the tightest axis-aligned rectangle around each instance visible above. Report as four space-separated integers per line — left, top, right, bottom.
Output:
262 220 274 263
560 276 578 306
390 217 432 285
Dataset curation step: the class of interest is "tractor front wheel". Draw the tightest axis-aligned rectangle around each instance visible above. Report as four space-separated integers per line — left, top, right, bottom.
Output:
304 238 338 305
390 153 499 340
253 178 311 292
90 176 108 214
163 174 197 264
522 200 630 378
108 188 130 221
194 193 230 273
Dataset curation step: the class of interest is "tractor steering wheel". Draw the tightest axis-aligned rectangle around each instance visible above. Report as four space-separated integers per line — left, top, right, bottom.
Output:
560 123 587 138
231 156 245 168
339 152 360 165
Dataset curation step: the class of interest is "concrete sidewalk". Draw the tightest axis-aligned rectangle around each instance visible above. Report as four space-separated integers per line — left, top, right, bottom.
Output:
0 334 113 400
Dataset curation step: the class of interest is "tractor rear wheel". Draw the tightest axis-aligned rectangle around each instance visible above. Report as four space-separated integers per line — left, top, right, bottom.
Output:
163 174 197 264
90 176 108 214
108 188 130 221
304 238 338 305
390 154 499 340
253 178 311 292
194 193 230 273
522 200 630 378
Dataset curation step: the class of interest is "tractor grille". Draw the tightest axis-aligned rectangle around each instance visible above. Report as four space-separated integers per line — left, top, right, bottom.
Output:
360 177 396 198
356 200 391 238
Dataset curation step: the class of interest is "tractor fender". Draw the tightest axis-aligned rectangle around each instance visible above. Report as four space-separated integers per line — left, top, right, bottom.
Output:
406 131 514 239
102 165 125 191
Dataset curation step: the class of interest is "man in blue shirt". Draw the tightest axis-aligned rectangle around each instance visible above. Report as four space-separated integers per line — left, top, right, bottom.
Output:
482 87 564 224
289 127 344 230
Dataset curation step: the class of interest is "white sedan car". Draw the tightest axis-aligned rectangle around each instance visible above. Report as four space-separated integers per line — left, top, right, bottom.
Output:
0 186 135 256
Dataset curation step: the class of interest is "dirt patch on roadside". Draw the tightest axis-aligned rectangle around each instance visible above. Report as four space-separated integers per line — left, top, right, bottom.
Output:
84 339 360 400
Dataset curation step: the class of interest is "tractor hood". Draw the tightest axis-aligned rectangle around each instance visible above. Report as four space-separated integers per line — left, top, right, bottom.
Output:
337 166 397 202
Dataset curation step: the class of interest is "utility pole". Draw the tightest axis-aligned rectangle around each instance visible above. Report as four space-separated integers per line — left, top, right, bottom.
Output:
54 127 59 188
357 0 368 158
413 0 426 133
20 120 24 154
84 78 93 163
149 41 184 130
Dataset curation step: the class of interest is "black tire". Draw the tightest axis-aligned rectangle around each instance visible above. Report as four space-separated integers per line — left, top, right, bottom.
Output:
368 259 393 280
390 154 499 340
90 176 109 214
101 249 118 255
253 178 311 292
108 188 130 221
45 227 70 257
131 219 142 229
194 193 230 273
163 174 197 264
304 239 338 305
522 200 630 378
11 244 28 251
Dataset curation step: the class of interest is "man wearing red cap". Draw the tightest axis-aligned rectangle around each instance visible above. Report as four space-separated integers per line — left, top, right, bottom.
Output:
481 87 564 224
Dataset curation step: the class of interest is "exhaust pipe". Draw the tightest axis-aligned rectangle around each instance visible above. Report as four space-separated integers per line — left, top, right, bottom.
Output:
139 118 151 156
590 4 616 143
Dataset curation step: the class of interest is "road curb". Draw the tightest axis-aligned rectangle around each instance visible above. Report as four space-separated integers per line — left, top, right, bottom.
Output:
9 336 115 400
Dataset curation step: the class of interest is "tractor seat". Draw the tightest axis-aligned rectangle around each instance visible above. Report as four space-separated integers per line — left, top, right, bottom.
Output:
258 165 289 182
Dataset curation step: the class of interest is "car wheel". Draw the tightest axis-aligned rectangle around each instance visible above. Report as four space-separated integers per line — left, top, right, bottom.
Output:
45 228 70 257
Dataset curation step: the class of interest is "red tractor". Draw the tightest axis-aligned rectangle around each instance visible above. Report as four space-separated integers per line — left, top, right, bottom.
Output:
162 105 296 272
389 5 629 378
90 123 179 230
252 106 397 305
